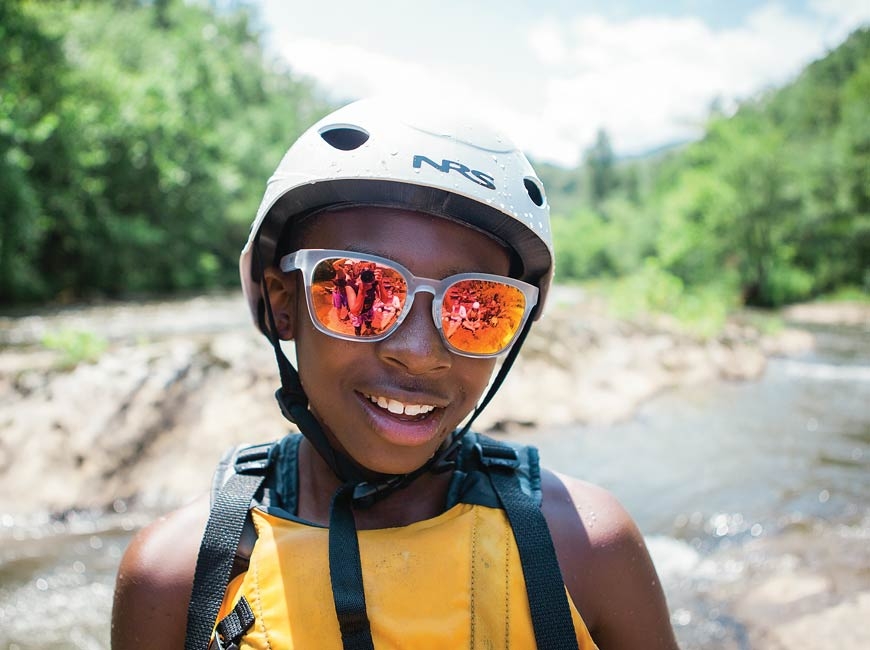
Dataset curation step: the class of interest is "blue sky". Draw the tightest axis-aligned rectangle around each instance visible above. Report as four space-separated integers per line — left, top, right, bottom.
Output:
254 1 869 166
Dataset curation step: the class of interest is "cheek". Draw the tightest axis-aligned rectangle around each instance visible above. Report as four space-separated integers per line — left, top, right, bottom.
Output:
455 358 499 403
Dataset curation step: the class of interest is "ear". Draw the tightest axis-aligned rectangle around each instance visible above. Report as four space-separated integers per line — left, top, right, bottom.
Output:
262 267 297 340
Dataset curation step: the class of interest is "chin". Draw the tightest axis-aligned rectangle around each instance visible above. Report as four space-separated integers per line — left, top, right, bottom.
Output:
355 445 441 477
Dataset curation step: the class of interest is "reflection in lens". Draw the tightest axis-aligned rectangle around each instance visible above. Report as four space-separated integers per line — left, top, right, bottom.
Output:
310 257 408 338
441 280 525 355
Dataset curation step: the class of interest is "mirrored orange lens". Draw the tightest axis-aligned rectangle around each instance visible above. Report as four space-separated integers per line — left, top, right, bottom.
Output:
440 280 526 355
309 257 408 338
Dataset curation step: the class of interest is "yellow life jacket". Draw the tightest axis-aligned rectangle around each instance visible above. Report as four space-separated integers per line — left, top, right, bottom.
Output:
199 433 598 649
217 503 598 649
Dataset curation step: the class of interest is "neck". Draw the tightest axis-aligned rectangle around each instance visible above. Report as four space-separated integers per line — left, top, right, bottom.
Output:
295 438 452 529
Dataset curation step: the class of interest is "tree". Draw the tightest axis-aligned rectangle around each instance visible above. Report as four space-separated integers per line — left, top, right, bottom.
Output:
1 0 328 304
584 129 618 208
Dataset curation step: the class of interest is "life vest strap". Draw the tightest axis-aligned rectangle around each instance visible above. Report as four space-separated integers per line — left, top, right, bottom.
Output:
185 445 274 650
214 596 255 649
328 483 376 650
486 450 580 650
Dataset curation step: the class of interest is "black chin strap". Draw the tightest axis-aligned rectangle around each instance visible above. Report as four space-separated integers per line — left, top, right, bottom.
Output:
259 245 367 486
257 250 536 650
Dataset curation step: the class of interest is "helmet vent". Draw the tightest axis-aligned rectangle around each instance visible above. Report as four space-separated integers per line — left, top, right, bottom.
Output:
523 177 545 207
318 124 370 151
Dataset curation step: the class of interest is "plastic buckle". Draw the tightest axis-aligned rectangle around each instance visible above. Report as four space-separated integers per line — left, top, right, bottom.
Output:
474 442 520 469
212 596 255 650
275 387 307 424
212 635 238 650
233 442 274 475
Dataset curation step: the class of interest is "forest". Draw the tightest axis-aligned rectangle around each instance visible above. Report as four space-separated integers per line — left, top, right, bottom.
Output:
2 0 868 331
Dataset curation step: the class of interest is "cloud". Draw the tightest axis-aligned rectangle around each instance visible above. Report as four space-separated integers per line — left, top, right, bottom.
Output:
810 0 870 35
524 2 868 165
274 37 536 155
270 2 868 167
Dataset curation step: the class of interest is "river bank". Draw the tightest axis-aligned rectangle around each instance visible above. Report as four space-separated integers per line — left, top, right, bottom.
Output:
0 288 820 515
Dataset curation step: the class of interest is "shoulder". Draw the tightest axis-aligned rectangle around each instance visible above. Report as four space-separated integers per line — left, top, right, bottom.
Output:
111 495 210 650
540 468 679 649
539 468 642 601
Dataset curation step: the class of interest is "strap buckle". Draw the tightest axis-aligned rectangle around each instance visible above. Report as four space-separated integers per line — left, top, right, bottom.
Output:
234 442 274 475
474 441 520 470
212 596 255 650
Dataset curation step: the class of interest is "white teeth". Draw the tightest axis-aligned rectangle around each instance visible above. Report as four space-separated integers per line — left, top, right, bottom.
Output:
367 394 436 416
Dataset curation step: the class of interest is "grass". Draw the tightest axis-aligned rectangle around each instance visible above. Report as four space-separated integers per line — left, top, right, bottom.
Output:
41 329 109 369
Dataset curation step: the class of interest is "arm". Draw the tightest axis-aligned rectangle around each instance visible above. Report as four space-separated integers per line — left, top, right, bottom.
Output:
541 470 678 650
331 259 347 280
111 496 209 650
374 269 388 303
345 282 361 314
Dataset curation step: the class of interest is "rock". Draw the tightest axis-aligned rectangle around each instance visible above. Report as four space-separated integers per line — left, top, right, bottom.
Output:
707 341 767 380
0 292 824 514
782 302 870 326
761 328 816 357
706 522 870 650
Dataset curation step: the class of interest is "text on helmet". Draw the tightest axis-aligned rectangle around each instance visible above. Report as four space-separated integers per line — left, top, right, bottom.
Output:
412 155 496 191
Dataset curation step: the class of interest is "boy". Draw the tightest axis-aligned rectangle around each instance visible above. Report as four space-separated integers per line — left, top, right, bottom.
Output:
112 99 678 649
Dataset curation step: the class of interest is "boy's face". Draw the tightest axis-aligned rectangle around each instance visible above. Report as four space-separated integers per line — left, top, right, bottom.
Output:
275 206 510 475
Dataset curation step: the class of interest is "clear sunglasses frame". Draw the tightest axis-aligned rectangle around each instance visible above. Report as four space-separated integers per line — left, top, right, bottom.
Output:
279 248 539 358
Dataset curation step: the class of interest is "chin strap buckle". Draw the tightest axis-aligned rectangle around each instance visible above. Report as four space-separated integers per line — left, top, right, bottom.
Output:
275 387 308 425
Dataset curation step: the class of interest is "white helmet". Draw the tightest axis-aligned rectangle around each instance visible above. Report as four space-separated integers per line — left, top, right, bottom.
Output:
240 98 553 330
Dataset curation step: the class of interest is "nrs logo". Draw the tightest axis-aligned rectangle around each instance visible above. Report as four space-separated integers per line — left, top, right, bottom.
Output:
412 155 496 190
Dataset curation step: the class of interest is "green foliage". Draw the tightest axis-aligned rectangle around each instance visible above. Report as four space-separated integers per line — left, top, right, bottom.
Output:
815 285 870 303
3 1 867 322
1 0 329 304
541 27 870 316
41 328 108 369
602 260 739 339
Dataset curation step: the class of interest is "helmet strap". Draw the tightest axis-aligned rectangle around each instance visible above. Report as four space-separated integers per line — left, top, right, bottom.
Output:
256 244 365 485
256 241 534 507
429 310 534 473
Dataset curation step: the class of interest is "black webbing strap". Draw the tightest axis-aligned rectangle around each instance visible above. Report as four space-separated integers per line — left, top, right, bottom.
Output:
328 483 375 650
214 596 255 647
479 442 580 650
184 445 272 650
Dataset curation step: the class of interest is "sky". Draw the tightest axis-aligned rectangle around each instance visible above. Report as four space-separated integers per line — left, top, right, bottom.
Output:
254 1 870 167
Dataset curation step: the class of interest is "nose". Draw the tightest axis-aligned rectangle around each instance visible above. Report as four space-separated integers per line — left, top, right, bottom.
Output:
376 293 452 375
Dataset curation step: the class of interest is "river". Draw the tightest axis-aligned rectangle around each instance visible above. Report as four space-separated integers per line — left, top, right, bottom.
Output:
1 322 868 649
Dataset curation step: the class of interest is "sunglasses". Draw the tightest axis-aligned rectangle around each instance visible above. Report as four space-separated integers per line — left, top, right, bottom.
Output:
279 249 538 358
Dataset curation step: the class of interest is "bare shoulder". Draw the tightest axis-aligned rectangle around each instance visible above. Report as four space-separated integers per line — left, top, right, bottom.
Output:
540 469 679 650
111 494 210 650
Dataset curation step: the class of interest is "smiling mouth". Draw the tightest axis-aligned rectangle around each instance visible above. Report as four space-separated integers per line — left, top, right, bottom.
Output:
364 393 437 418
